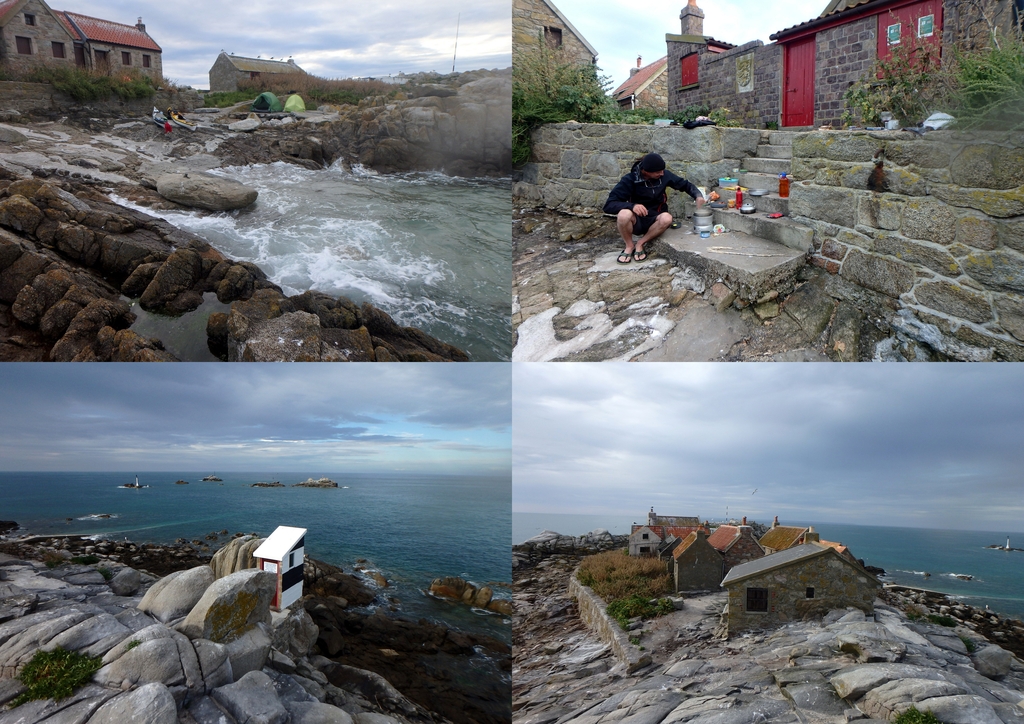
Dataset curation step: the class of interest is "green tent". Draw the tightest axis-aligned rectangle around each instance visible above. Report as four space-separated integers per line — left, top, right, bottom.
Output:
252 92 283 112
283 94 306 113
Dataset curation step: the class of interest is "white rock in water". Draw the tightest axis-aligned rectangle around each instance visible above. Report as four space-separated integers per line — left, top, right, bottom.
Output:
229 118 261 132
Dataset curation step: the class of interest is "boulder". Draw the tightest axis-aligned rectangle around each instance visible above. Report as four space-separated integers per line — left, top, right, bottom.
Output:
138 247 204 313
43 612 130 654
192 638 233 691
156 172 258 211
178 568 275 643
224 622 272 677
94 626 190 689
137 565 215 624
0 125 28 144
270 605 319 659
88 682 178 724
108 567 142 596
917 694 1004 724
289 701 355 724
211 670 289 724
973 644 1014 680
229 118 262 133
210 535 264 579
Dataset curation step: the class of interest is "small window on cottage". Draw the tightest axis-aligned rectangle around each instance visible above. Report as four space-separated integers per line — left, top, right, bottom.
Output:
15 37 32 55
806 587 815 599
289 551 296 568
122 51 132 65
639 546 650 554
746 587 769 612
642 533 649 540
887 23 902 45
918 15 934 38
52 42 66 59
681 53 699 88
544 26 563 50
142 54 151 68
250 71 260 80
24 14 35 25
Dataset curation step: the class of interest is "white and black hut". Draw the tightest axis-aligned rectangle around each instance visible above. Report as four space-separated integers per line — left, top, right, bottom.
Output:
253 525 307 610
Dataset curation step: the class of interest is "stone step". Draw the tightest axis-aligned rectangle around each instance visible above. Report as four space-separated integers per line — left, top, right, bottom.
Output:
755 144 793 159
769 131 804 146
738 171 782 194
659 227 807 303
711 207 813 254
714 190 789 215
742 157 791 175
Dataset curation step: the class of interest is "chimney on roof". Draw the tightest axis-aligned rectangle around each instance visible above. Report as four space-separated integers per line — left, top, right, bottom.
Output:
680 0 704 37
288 58 295 65
742 516 747 525
136 17 145 33
630 55 641 77
804 526 820 543
772 515 779 528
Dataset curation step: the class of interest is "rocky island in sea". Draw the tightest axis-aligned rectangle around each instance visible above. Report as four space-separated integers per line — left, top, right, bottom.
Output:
513 530 1024 724
0 68 510 362
0 527 510 724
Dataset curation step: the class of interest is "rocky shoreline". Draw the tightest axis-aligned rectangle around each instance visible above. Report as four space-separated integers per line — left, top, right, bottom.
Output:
0 527 510 724
514 531 1024 724
0 68 511 362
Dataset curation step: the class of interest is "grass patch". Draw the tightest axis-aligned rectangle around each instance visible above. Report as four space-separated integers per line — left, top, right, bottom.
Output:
577 550 672 602
960 635 977 653
69 555 99 565
893 707 941 724
202 91 256 108
96 567 112 581
927 614 957 627
125 639 141 651
12 648 102 706
42 551 65 569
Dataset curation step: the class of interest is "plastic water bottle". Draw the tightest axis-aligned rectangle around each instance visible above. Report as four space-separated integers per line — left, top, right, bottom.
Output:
778 173 790 198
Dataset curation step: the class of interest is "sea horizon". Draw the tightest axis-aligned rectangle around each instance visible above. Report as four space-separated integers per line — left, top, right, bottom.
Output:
513 511 1024 621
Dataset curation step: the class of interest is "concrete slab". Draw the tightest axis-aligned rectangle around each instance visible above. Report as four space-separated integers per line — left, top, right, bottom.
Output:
755 144 793 159
658 227 808 301
712 207 813 253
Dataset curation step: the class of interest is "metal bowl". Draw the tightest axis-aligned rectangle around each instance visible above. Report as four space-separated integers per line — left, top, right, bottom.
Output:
748 189 770 196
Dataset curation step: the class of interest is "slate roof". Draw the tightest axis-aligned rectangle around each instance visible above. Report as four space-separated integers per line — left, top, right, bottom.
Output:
650 515 701 527
613 57 667 102
771 0 887 41
759 525 808 551
61 11 161 52
253 525 307 561
219 54 304 74
722 543 830 585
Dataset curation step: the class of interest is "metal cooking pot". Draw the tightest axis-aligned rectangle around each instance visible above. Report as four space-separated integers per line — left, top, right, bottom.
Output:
693 207 714 232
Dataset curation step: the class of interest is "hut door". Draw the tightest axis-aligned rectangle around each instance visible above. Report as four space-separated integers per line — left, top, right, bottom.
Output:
783 37 815 127
74 44 86 67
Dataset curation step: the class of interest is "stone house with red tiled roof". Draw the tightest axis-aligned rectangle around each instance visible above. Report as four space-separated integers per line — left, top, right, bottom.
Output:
706 518 765 574
0 0 161 80
671 528 723 592
613 56 668 112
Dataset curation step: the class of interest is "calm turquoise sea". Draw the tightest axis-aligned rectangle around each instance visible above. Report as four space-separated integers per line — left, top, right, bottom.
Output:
513 512 1024 620
1 472 511 641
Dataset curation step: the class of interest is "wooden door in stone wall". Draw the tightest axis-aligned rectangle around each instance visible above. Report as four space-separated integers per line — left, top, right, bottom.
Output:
783 36 815 128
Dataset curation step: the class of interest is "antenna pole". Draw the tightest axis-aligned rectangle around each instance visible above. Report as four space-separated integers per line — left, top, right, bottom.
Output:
452 13 460 73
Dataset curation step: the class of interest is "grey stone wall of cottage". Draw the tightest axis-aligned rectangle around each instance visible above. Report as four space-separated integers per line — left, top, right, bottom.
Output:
0 0 77 76
725 553 878 635
721 532 765 574
513 123 760 215
513 0 595 67
673 538 723 593
791 129 1024 361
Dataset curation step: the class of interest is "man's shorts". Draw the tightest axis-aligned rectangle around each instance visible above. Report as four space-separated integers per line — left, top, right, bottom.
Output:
632 211 664 236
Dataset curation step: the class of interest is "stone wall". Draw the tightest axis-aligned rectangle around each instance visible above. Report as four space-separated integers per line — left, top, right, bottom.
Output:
790 129 1024 361
720 530 764 574
725 552 878 635
669 40 782 128
0 0 77 76
513 124 761 215
673 535 723 592
815 16 877 128
567 574 652 674
512 0 595 67
0 80 199 117
634 69 668 112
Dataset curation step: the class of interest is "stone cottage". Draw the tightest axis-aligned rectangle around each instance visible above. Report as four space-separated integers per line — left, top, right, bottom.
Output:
0 0 161 80
666 0 1022 128
706 518 765 574
646 508 700 528
208 52 305 93
628 523 700 557
671 528 724 592
720 542 880 635
612 56 668 111
512 0 597 65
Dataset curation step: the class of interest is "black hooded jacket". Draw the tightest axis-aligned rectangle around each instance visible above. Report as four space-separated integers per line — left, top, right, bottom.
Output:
603 161 702 216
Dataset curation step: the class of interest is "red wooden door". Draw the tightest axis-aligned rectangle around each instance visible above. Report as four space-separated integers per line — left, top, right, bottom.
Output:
877 0 943 62
783 37 815 128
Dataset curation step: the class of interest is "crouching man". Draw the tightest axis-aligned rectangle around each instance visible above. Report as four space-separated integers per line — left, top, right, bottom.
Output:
602 153 705 263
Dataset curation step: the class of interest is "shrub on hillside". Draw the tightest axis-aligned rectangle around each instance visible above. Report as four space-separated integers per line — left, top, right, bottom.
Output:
576 550 672 601
13 648 102 706
25 66 155 102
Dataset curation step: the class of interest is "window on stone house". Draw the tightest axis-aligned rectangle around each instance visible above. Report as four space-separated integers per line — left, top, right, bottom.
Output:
122 51 131 65
746 587 769 612
544 27 563 50
639 546 650 554
681 53 699 87
250 71 260 80
52 42 66 59
24 14 35 25
15 37 32 55
642 533 649 539
143 54 151 68
806 587 815 599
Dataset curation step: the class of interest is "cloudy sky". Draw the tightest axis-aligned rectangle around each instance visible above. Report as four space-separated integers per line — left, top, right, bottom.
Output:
0 365 510 473
551 0 827 90
513 364 1024 532
65 0 511 87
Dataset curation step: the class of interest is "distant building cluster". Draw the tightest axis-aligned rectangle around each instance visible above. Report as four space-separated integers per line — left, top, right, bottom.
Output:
630 508 879 635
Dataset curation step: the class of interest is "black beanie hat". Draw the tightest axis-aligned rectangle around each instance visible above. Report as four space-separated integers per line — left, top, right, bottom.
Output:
640 153 666 172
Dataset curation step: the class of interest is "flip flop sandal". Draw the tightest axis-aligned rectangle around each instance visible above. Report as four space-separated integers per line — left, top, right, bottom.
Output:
633 248 648 262
617 250 633 264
